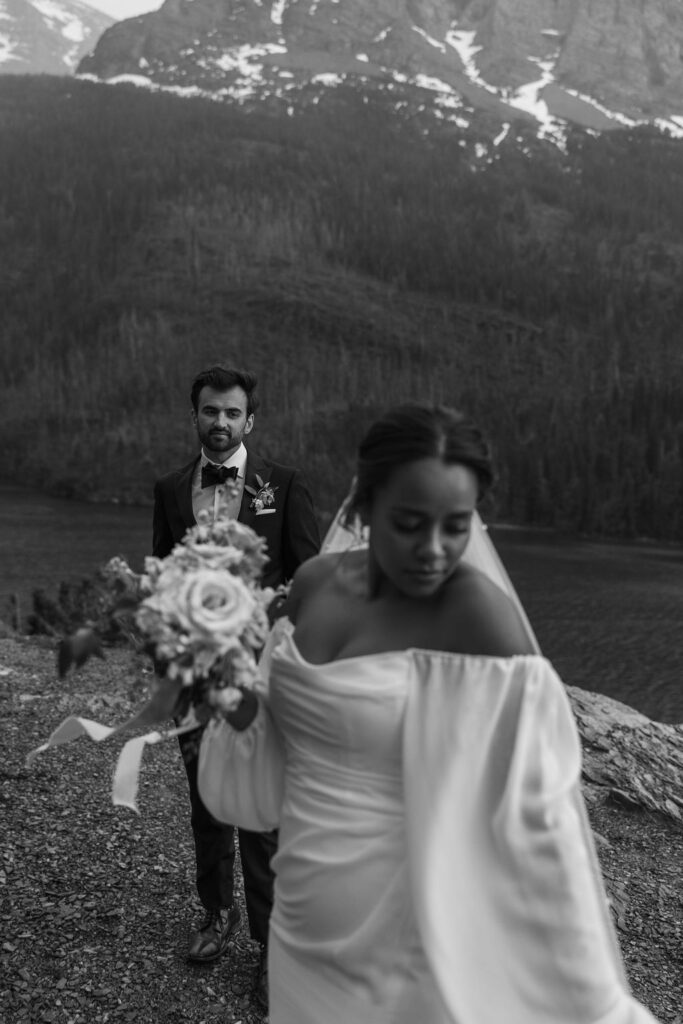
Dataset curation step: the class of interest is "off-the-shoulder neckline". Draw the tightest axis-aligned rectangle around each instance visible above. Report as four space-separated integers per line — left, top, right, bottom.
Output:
272 617 546 670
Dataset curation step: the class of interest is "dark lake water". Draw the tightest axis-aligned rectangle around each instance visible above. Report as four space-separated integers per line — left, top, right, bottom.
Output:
2 483 682 723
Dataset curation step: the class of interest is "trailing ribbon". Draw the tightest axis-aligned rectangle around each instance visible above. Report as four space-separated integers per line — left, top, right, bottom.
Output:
25 671 202 813
26 716 116 763
26 715 200 814
25 716 198 811
111 720 199 812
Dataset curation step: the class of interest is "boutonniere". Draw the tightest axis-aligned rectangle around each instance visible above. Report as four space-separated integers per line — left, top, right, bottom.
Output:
245 474 278 512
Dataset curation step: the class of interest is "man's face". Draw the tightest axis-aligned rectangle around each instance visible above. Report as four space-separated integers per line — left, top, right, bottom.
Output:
192 385 254 461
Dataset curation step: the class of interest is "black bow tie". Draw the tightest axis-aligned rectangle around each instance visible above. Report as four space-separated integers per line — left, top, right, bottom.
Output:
201 463 238 488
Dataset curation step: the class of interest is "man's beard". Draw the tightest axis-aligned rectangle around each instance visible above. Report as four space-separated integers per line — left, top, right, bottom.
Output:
202 428 241 453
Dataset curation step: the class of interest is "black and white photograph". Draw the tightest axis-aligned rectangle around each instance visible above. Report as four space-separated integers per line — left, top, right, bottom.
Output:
2 2 683 1022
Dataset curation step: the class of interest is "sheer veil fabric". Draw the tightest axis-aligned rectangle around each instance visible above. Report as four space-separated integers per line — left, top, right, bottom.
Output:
320 500 541 653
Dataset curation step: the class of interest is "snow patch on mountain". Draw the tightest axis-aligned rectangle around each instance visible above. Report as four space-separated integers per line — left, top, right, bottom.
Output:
0 34 19 64
0 0 112 74
446 23 683 141
72 0 683 143
271 0 286 26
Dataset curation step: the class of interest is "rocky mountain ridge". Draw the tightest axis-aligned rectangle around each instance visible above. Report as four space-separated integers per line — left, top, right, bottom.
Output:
75 0 683 135
0 0 113 76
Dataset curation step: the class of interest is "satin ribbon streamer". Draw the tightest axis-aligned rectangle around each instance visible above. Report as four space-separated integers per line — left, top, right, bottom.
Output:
26 716 199 813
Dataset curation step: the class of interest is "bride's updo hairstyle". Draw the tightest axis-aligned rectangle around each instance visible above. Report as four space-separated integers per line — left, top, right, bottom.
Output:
346 403 493 526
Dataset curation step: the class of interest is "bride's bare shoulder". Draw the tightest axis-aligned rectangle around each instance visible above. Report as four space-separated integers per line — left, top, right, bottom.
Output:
442 564 536 657
292 551 342 588
286 549 364 620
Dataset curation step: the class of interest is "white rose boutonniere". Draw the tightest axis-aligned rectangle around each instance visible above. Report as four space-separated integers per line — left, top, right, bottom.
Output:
245 474 278 513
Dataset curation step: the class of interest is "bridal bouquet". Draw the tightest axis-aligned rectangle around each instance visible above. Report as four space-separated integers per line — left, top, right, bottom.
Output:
58 510 277 725
26 511 281 812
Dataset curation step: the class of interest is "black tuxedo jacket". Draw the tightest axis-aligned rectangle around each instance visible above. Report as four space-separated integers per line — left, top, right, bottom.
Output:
152 450 320 588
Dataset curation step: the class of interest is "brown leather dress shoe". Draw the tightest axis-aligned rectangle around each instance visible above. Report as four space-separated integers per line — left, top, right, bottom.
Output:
187 905 241 964
252 944 269 1013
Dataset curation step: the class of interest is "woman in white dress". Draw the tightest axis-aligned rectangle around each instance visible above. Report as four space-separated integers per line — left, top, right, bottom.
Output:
199 403 658 1024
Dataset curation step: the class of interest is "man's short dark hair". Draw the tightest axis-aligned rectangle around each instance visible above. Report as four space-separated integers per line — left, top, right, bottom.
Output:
190 366 259 417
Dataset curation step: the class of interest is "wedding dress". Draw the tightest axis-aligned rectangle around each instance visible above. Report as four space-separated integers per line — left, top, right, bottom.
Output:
198 505 656 1023
199 627 657 1024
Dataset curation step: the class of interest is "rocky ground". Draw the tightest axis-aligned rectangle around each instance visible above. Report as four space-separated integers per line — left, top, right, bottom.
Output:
1 636 682 1023
582 792 683 1021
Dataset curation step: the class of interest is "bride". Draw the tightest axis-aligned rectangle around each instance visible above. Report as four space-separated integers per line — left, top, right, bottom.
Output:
198 402 657 1024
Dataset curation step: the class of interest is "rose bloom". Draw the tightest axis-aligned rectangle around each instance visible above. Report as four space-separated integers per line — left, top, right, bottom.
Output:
177 541 245 574
152 568 257 648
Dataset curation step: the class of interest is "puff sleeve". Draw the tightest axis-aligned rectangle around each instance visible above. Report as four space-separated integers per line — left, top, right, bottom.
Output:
403 651 658 1024
197 622 288 831
198 700 284 832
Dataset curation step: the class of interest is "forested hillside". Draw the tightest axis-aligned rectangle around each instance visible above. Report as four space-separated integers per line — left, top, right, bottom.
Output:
2 75 683 538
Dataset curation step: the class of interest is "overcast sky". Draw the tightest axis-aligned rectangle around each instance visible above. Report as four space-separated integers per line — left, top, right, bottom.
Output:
80 0 165 18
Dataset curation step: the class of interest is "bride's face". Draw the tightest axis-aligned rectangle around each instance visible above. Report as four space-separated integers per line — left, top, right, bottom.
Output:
367 457 478 599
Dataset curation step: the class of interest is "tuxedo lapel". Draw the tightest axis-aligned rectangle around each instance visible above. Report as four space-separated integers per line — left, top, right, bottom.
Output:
175 456 199 531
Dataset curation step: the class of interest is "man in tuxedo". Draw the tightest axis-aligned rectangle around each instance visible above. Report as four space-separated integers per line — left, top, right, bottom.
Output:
153 365 320 1009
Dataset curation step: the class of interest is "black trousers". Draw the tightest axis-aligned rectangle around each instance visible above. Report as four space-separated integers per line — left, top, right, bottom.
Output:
179 730 277 946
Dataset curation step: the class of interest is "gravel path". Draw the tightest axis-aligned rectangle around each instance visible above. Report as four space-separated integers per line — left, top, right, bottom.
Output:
2 637 681 1023
1 639 266 1024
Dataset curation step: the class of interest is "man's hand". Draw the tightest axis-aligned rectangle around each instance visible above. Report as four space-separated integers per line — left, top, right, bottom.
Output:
224 688 259 732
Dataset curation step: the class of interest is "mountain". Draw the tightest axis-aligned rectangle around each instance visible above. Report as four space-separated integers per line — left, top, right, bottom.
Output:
0 0 113 75
3 71 683 538
76 0 683 138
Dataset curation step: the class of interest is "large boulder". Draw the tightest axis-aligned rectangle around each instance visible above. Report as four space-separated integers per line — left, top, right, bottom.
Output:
568 685 683 822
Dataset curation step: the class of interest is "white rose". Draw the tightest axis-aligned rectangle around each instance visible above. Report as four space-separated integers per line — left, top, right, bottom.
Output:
171 569 256 646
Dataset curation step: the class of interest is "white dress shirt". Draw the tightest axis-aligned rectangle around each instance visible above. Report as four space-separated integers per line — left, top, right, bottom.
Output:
191 442 248 523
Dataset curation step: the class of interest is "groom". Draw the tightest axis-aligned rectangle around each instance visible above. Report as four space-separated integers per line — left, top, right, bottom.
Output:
152 364 320 1008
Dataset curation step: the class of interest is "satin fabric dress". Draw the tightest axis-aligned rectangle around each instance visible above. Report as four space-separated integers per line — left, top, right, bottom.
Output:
198 619 658 1024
